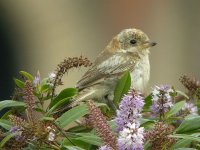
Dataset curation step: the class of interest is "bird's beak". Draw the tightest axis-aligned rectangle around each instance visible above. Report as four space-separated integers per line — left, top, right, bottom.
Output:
142 41 157 48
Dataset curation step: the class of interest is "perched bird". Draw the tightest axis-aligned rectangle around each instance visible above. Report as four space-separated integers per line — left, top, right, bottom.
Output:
63 28 156 110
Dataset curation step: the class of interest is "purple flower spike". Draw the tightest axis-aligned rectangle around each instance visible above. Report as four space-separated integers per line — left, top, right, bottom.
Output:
182 102 198 115
109 90 145 150
118 122 144 150
115 90 144 132
33 71 40 86
151 85 174 117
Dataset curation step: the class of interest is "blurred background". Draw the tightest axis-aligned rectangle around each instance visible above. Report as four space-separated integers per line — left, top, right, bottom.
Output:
0 0 200 101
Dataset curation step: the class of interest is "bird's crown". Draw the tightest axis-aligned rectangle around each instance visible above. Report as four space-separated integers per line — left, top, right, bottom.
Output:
107 28 156 54
117 28 150 44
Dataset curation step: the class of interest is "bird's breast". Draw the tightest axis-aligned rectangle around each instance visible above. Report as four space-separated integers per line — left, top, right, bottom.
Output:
130 55 150 92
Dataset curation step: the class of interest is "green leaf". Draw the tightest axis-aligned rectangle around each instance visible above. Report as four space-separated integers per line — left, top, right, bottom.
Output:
40 78 48 86
67 125 89 133
55 104 88 128
166 101 185 118
140 119 155 130
0 100 25 111
175 148 197 150
114 71 131 107
184 114 199 120
14 78 25 88
140 118 155 126
40 84 50 93
40 117 55 121
62 138 90 149
170 132 200 149
75 133 102 146
170 139 192 150
64 146 85 150
0 133 15 147
176 90 189 99
19 71 34 81
143 94 153 111
34 107 45 113
46 97 71 116
144 141 151 150
0 119 12 130
50 88 78 108
0 110 13 119
170 134 200 142
176 116 200 133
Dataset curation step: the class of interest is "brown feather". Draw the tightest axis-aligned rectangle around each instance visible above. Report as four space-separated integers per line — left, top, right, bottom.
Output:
76 51 140 90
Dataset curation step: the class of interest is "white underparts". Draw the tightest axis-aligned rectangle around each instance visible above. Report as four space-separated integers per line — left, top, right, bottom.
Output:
130 54 150 92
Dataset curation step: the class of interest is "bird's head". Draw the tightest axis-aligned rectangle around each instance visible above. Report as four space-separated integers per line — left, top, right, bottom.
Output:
110 28 156 55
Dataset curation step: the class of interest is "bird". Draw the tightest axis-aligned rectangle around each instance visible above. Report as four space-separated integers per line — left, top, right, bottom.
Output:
60 28 156 111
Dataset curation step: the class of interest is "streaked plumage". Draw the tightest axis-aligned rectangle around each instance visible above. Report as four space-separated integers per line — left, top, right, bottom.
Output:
68 28 156 108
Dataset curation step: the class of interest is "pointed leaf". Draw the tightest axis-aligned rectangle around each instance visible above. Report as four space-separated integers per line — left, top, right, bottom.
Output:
0 110 13 119
143 94 153 111
50 88 78 108
40 117 55 121
55 104 88 128
62 138 90 149
166 101 185 118
144 141 151 150
0 119 12 130
46 97 71 116
14 78 25 88
0 100 25 111
75 133 102 146
64 146 85 150
176 116 200 133
19 71 34 81
0 133 15 147
55 103 104 128
170 134 200 142
114 71 131 107
176 90 189 99
175 148 196 150
170 139 192 150
40 84 50 93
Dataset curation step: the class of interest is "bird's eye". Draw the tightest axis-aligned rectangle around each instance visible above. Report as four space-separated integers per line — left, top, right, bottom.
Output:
130 39 137 45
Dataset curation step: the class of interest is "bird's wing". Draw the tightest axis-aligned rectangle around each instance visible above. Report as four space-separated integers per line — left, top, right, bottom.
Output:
76 52 139 90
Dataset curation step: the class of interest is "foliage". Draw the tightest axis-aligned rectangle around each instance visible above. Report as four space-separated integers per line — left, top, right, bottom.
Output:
0 58 200 150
